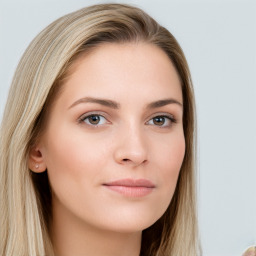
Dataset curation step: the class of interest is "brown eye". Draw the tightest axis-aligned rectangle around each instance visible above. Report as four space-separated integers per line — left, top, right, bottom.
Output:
147 115 175 128
153 116 165 126
88 115 101 124
80 114 108 126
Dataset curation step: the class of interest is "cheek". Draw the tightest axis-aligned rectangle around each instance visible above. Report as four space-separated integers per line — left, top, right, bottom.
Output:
41 128 111 190
42 135 82 177
40 129 112 221
155 134 185 192
41 135 83 201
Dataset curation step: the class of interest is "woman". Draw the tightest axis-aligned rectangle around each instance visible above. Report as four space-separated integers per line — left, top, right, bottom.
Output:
0 3 201 256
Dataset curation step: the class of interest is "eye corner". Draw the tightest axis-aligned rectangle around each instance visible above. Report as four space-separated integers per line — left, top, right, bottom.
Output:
77 112 111 127
146 114 177 128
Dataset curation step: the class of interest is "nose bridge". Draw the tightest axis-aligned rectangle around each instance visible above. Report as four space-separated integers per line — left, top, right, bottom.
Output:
114 118 148 166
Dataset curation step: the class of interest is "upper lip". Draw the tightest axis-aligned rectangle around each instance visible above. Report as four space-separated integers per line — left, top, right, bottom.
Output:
103 179 155 188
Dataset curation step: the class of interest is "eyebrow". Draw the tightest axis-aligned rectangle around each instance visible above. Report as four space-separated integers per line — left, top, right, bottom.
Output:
68 97 183 110
146 99 183 109
69 97 120 109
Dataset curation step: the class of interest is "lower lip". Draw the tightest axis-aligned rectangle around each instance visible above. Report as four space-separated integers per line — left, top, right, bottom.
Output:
104 185 154 197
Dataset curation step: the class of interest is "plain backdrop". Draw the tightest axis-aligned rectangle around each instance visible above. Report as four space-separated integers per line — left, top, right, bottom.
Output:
0 0 255 255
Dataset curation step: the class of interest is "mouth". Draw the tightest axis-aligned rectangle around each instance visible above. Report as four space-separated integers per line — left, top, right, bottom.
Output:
102 179 155 197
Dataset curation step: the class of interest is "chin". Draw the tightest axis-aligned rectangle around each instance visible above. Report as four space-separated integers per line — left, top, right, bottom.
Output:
95 207 166 234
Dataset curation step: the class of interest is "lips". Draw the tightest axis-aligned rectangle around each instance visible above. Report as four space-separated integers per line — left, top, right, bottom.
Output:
103 179 155 197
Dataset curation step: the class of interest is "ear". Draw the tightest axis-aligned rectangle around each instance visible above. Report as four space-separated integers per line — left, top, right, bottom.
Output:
28 145 47 173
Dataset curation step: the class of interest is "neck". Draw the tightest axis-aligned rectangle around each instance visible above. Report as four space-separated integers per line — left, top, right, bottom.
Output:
50 199 142 256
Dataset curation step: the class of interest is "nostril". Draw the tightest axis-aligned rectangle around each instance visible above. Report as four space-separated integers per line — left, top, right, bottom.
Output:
123 159 129 162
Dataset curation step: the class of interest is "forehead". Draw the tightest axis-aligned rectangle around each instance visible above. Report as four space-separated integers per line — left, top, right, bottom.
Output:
58 42 182 106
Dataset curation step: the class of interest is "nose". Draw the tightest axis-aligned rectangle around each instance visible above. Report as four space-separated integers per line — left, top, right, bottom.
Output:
113 124 148 167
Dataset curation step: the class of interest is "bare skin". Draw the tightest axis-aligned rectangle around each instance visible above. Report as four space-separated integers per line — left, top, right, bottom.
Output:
29 42 185 256
51 198 141 256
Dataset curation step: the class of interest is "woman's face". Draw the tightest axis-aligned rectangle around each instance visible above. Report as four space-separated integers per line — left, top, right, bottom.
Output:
36 42 185 233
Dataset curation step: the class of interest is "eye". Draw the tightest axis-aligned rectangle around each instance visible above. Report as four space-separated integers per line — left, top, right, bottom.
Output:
79 114 108 126
147 115 176 128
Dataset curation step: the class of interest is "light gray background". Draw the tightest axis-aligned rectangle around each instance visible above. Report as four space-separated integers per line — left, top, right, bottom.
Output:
0 0 255 255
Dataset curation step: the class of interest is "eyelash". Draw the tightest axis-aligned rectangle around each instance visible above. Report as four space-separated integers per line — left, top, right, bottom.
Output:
78 113 109 127
147 115 177 128
78 113 177 128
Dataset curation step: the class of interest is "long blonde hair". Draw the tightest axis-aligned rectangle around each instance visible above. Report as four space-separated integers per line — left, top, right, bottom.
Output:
0 4 201 255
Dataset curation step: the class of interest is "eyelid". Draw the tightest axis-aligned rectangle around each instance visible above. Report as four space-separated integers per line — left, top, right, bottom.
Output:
78 111 111 126
148 112 176 121
77 111 178 128
146 113 177 128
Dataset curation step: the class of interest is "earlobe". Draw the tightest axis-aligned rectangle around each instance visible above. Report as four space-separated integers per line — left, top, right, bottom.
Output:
28 146 47 173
